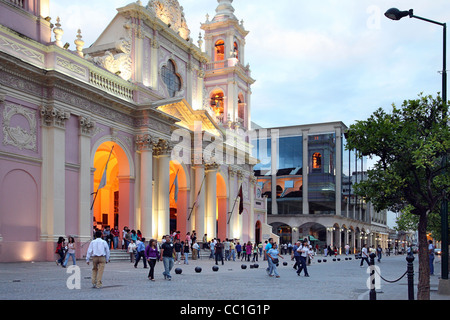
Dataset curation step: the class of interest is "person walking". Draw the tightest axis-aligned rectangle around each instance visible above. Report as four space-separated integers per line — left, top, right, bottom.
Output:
192 239 199 261
292 241 301 270
428 240 435 275
55 237 66 266
267 243 283 278
128 240 137 263
214 239 224 265
174 239 182 265
134 238 148 269
296 240 310 277
252 243 259 262
235 242 242 260
246 241 252 262
111 226 120 250
145 239 159 281
360 244 370 267
62 236 76 268
376 245 383 263
183 240 190 264
264 238 274 274
160 235 176 280
86 230 110 289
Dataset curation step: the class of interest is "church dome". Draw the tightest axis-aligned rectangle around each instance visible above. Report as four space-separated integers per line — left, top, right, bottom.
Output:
213 0 238 22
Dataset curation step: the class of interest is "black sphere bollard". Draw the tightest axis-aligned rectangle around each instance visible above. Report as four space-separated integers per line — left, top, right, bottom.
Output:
283 262 288 266
318 259 322 263
323 259 327 262
369 253 377 301
241 264 247 269
406 255 415 300
195 266 202 273
250 264 254 269
212 265 219 272
175 268 182 275
253 264 259 268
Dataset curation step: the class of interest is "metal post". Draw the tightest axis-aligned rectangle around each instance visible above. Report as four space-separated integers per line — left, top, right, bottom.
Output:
406 255 415 300
441 22 448 281
369 253 377 300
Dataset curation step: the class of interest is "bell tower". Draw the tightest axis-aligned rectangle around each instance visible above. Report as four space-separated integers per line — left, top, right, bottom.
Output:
201 0 255 131
0 0 52 44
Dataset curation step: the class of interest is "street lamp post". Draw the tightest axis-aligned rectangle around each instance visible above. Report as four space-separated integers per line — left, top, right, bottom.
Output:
384 8 448 286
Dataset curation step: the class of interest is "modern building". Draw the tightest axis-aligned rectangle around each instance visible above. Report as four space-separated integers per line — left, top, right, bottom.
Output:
251 122 391 253
0 0 271 262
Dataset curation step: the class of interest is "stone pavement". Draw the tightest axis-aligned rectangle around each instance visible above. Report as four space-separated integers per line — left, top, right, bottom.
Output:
0 253 448 301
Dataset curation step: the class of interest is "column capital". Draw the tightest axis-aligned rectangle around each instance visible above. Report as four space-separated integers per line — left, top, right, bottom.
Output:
153 138 173 156
205 162 220 172
136 134 156 152
79 116 96 137
39 105 70 129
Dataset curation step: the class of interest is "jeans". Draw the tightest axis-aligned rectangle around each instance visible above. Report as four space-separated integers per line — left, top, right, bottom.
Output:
184 252 189 264
63 253 76 267
113 237 118 250
162 257 174 279
429 255 435 275
134 251 147 268
268 258 279 276
297 256 309 276
147 259 157 279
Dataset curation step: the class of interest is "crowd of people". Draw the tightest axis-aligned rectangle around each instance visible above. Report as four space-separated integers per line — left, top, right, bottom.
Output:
57 225 423 287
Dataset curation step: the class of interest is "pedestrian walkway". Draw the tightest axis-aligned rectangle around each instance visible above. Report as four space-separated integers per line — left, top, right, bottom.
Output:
0 254 448 300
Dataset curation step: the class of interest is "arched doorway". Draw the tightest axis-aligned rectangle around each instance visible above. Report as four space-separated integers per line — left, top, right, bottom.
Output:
216 172 227 240
169 160 188 236
92 141 132 233
255 220 262 244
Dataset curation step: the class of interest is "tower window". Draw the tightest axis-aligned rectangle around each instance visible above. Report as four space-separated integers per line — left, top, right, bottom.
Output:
161 59 181 97
312 153 322 169
215 40 225 61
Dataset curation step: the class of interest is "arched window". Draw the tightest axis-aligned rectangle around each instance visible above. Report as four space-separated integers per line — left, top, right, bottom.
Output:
312 152 322 170
161 60 181 97
215 40 225 61
210 90 225 117
233 42 239 59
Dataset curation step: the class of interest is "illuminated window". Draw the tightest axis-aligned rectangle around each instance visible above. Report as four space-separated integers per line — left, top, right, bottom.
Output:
161 60 181 97
233 42 239 59
312 152 322 169
215 40 225 61
210 90 224 117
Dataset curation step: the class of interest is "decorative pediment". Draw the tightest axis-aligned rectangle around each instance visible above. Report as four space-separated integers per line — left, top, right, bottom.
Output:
146 0 191 40
155 98 220 136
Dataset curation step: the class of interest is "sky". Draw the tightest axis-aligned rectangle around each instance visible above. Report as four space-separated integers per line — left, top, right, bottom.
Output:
49 0 450 228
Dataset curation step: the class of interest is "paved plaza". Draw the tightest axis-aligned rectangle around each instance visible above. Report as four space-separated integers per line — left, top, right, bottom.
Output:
0 253 448 301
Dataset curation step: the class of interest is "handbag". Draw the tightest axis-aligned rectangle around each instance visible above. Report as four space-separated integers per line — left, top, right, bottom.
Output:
272 258 279 264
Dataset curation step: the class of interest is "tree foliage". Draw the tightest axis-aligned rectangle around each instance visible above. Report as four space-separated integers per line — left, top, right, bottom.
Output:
345 94 449 300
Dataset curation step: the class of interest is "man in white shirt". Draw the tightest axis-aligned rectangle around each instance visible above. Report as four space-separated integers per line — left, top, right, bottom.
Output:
296 240 310 277
360 244 370 267
86 230 111 288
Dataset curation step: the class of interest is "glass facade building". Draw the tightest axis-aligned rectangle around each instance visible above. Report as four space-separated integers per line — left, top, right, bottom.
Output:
251 122 390 253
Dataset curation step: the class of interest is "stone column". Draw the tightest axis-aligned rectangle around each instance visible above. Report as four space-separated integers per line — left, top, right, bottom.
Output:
249 174 257 242
302 129 309 214
153 139 172 240
271 131 278 215
205 162 219 240
335 126 342 216
79 116 95 243
136 134 155 239
39 105 70 243
193 164 206 240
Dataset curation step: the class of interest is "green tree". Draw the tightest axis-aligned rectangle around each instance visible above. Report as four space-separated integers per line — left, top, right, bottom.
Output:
346 94 449 300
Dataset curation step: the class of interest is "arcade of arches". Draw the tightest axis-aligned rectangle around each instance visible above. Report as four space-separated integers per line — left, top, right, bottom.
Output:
270 220 390 254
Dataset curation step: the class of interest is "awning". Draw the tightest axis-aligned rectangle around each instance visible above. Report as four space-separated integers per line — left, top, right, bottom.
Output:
309 235 319 241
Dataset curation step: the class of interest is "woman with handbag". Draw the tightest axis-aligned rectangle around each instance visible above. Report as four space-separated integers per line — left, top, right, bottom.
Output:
267 243 283 278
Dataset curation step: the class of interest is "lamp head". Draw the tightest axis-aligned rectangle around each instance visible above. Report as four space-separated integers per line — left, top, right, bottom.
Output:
385 8 413 21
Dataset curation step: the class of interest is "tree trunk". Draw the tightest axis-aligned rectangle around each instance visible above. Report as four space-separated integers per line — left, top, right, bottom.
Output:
417 212 430 300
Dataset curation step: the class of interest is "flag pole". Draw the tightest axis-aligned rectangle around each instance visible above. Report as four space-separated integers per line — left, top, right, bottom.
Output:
90 145 114 211
187 174 206 221
169 169 180 195
227 183 243 225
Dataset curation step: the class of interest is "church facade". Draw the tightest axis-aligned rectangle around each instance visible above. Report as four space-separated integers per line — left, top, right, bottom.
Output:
0 0 270 262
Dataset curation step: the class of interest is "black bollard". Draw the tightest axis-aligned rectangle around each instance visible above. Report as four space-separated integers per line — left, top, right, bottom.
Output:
369 253 377 301
406 255 415 300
